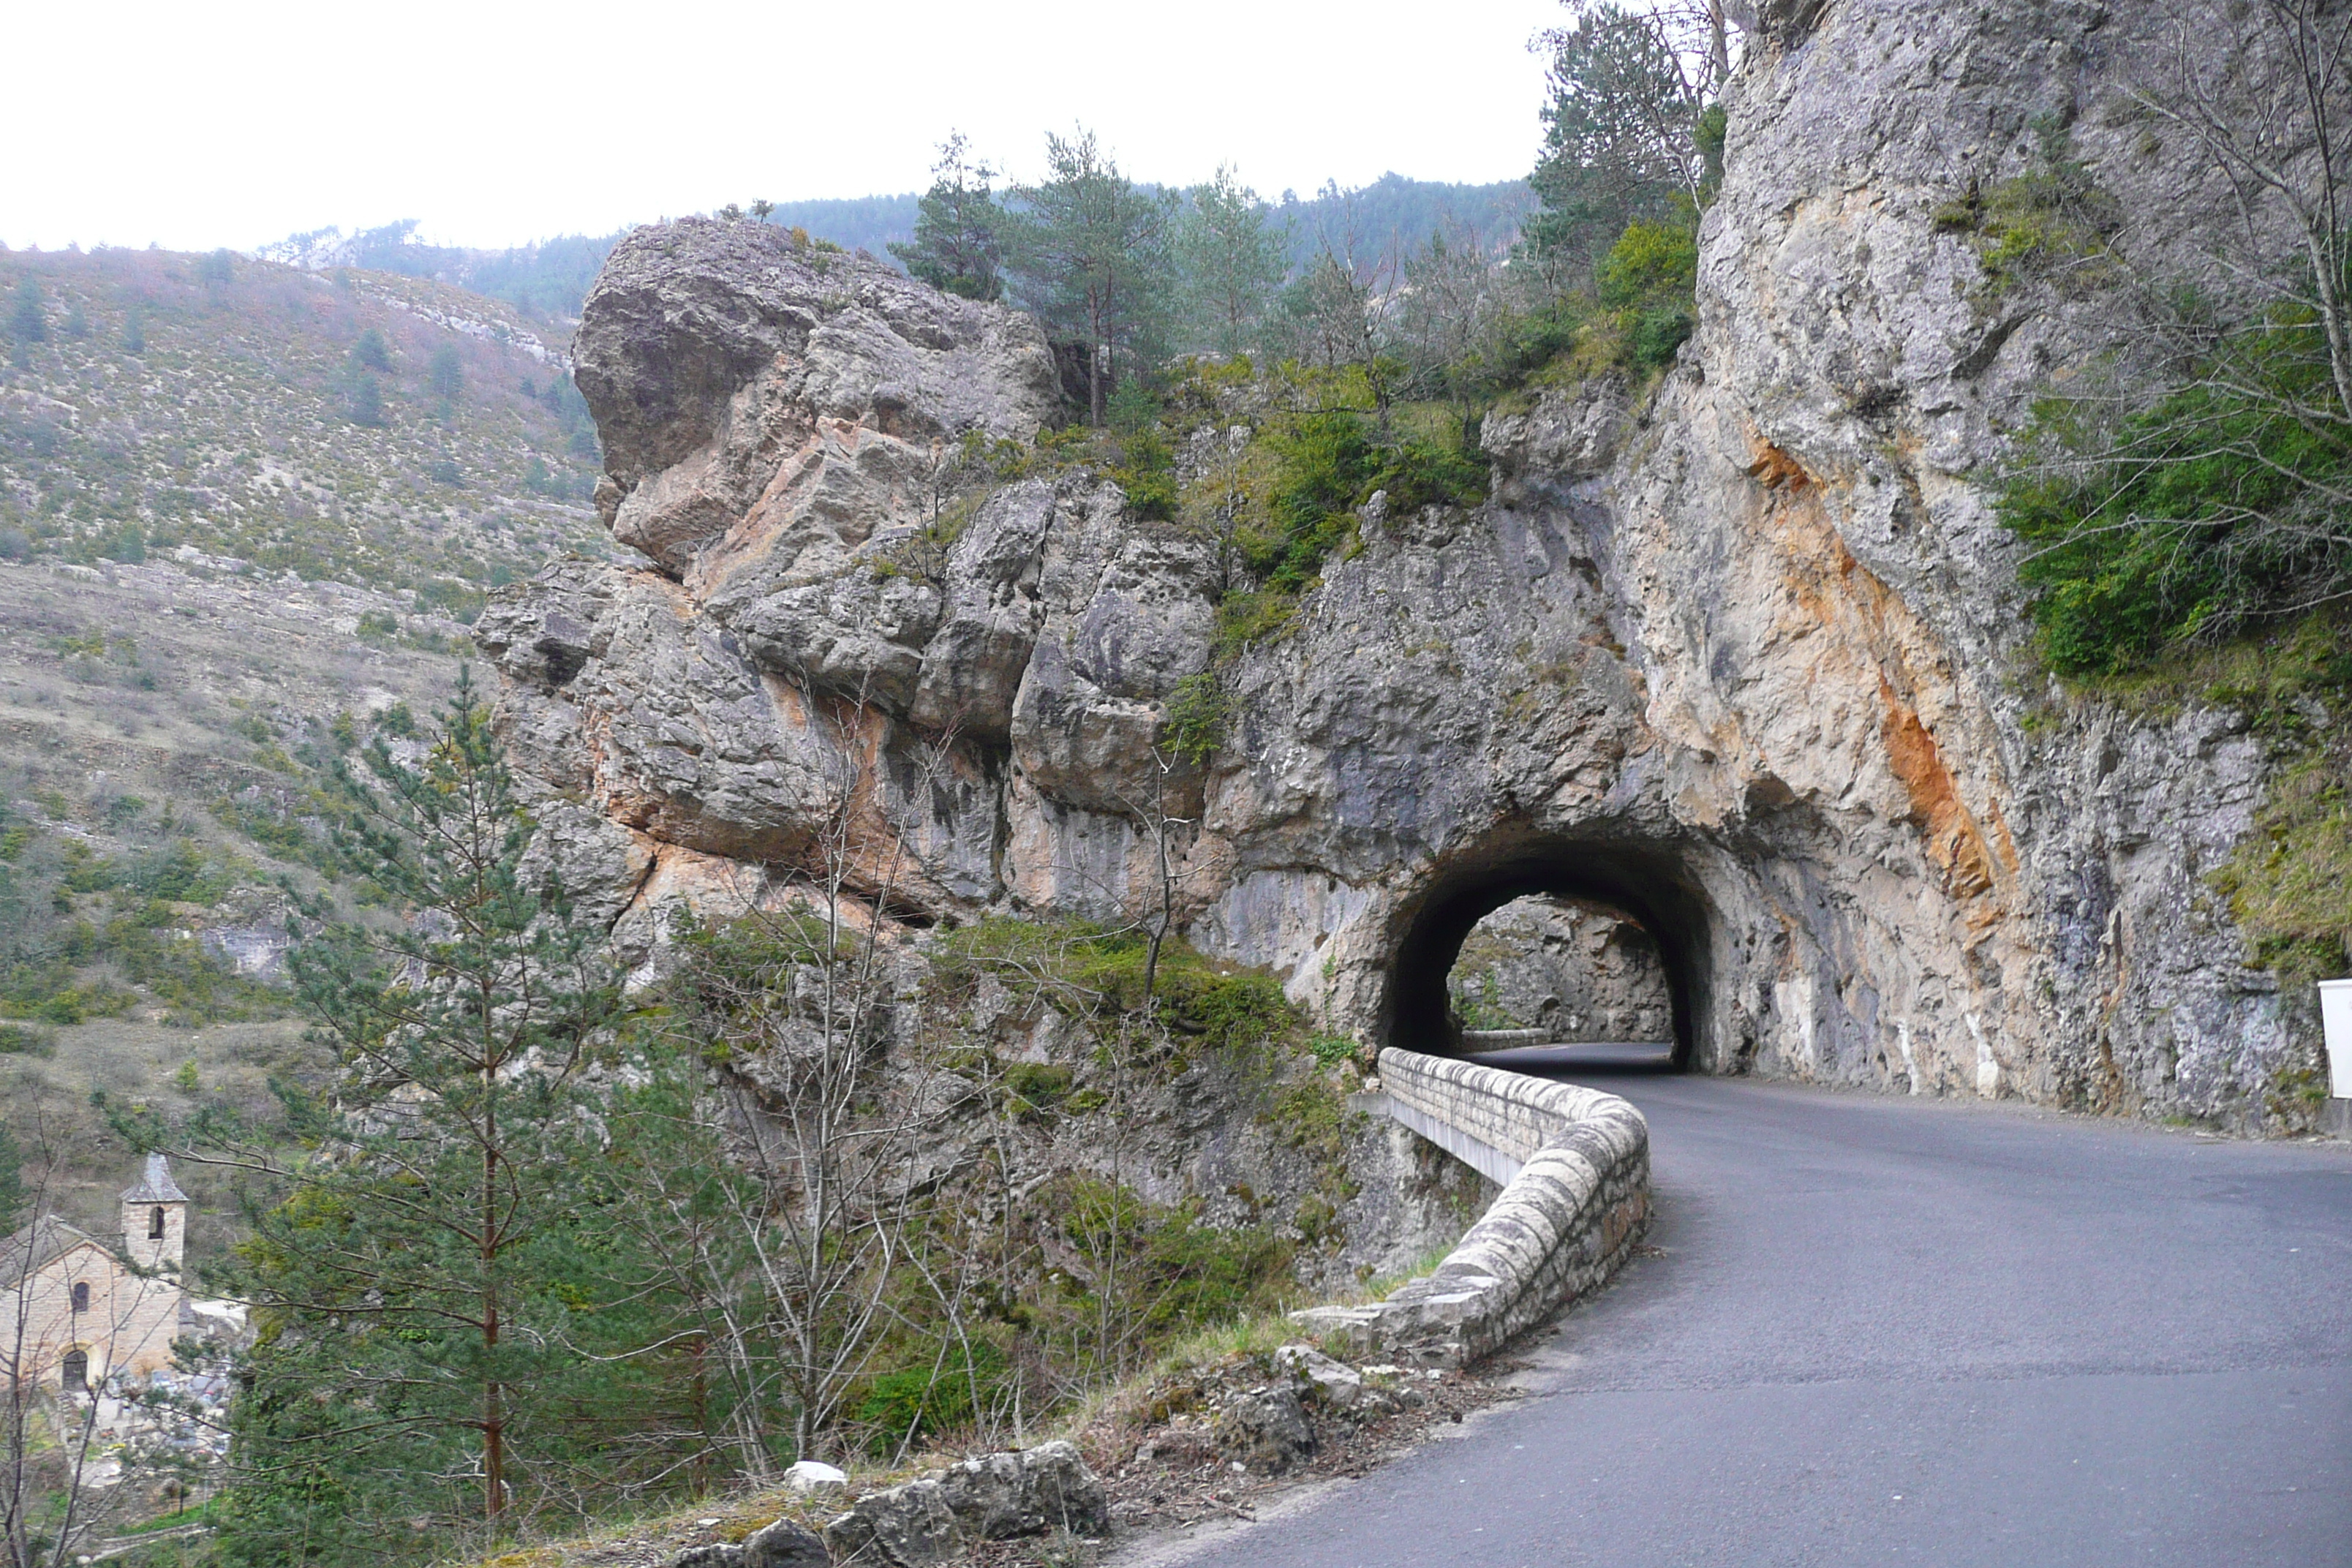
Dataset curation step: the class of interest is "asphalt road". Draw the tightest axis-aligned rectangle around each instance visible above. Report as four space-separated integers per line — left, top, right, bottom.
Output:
1157 1051 2352 1567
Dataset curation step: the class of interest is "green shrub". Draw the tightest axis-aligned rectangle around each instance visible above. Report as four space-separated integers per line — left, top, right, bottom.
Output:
1945 124 2120 298
2002 325 2352 674
1246 410 1375 595
1046 1177 1292 1343
1630 305 1695 369
0 1022 53 1057
1159 672 1227 764
1107 424 1177 521
1306 1032 1358 1067
1003 1060 1074 1114
1232 410 1488 625
931 918 1303 1055
1597 220 1697 308
853 1339 1011 1454
1262 1078 1352 1166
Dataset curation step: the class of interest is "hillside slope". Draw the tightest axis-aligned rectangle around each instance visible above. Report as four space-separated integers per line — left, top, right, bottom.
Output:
0 246 607 602
0 247 615 1238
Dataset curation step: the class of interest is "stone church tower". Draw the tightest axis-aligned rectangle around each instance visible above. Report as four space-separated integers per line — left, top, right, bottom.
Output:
121 1153 187 1273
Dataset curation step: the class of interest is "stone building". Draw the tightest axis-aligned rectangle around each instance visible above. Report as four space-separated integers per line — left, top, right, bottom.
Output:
0 1155 189 1392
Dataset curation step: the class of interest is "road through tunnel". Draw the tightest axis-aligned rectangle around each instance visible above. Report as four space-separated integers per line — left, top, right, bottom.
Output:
1379 835 1717 1069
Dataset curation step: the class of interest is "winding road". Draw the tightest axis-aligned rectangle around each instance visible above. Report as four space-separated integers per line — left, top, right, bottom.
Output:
1156 1049 2352 1567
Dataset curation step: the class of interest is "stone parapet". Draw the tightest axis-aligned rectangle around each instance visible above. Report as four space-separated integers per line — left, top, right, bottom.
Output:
1294 1048 1650 1365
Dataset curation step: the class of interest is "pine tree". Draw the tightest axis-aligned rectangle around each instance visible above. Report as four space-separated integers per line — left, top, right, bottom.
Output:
1000 128 1176 425
186 679 633 1561
889 132 1005 302
351 327 392 373
7 282 44 346
1175 165 1288 358
1523 6 1712 284
122 311 145 355
429 344 464 403
347 374 384 426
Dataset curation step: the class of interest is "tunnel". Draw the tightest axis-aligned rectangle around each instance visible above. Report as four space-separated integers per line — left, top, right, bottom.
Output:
1379 832 1717 1069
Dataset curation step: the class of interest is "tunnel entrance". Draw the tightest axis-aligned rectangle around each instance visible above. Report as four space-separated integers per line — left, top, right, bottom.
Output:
1381 835 1714 1069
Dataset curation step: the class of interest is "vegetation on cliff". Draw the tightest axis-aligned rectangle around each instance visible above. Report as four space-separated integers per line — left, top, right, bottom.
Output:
872 3 1725 668
1994 0 2352 981
70 671 1354 1564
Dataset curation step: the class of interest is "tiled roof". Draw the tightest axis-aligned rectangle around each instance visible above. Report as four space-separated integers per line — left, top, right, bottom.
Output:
0 1215 108 1284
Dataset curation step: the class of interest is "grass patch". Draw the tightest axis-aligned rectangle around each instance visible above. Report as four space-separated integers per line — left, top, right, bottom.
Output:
2210 751 2352 983
929 917 1306 1057
1934 118 2119 298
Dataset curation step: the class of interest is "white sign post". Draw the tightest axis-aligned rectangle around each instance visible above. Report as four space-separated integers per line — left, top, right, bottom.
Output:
2323 979 2352 1101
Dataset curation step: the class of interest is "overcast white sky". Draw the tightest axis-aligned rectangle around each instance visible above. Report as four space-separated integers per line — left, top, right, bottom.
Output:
11 0 1564 255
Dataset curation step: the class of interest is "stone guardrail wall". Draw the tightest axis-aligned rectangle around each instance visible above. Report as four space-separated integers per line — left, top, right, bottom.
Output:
1294 1047 1651 1365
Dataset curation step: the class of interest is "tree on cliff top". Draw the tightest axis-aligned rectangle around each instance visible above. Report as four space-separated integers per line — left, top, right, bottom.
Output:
1523 2 1732 284
1175 165 1288 358
890 132 1006 303
1001 127 1176 425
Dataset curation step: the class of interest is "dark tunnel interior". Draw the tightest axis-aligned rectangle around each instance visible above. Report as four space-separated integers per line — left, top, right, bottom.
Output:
1382 834 1716 1068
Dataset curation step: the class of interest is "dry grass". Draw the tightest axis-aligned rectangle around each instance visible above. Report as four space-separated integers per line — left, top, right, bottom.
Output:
4 1015 325 1258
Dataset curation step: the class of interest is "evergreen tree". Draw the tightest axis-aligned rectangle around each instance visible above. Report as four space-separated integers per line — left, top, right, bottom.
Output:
181 679 636 1561
350 327 392 373
1000 127 1176 425
7 282 44 346
122 311 145 355
347 374 384 427
1175 165 1288 358
1522 4 1711 284
429 344 464 403
889 132 1005 301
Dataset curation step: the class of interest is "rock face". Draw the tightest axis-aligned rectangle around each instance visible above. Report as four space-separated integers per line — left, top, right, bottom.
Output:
1450 896 1672 1042
822 1441 1109 1565
491 0 2328 1160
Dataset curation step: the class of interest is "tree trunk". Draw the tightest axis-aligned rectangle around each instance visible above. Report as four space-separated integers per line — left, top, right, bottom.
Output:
482 1090 504 1526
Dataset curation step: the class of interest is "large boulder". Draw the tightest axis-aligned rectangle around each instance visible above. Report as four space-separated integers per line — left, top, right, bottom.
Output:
823 1477 960 1567
934 1439 1108 1539
1215 1386 1316 1474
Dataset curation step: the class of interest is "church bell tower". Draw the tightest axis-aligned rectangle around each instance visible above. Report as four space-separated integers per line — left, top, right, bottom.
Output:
121 1153 188 1273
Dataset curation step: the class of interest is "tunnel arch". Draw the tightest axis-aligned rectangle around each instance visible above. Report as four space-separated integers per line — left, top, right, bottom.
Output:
1377 831 1719 1068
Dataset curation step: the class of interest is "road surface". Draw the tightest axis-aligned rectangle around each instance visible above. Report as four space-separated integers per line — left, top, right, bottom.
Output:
1157 1050 2352 1567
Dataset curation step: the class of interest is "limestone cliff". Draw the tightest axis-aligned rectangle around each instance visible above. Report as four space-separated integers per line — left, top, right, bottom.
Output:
483 0 2323 1137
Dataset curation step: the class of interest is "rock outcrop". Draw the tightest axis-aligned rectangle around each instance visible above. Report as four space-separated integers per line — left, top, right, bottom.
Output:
488 0 2327 1164
821 1440 1109 1566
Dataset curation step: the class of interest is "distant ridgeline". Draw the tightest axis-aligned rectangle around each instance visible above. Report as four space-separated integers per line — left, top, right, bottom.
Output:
261 176 1537 323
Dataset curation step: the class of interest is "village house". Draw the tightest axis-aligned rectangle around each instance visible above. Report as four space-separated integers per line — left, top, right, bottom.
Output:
0 1155 189 1393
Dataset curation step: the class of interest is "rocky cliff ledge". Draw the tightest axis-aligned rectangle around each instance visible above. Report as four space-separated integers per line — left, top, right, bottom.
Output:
483 0 2321 1134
